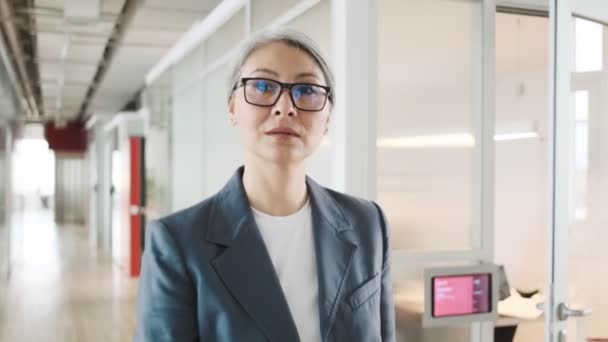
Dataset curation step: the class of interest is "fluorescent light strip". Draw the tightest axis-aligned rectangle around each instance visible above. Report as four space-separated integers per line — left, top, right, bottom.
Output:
494 132 539 141
378 134 475 148
377 131 539 148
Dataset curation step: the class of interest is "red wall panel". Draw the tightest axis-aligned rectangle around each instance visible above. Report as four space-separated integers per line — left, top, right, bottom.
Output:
129 137 142 277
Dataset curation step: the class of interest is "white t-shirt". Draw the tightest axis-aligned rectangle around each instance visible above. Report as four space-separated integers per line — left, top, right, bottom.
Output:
251 199 321 342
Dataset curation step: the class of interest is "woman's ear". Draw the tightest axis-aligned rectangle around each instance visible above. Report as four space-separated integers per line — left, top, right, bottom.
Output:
228 95 235 115
228 96 237 126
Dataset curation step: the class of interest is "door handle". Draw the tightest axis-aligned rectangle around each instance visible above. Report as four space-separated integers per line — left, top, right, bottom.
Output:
557 303 592 321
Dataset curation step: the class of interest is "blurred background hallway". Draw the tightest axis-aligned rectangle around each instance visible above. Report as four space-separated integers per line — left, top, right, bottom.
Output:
0 208 137 342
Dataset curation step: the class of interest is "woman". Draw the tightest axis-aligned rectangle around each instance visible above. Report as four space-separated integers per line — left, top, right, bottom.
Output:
134 30 396 342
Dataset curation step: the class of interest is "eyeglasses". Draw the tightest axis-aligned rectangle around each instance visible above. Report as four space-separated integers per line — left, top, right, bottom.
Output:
235 77 331 112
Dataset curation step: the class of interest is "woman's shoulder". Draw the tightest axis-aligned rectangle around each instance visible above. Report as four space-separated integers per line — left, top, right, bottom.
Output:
146 194 220 245
313 185 388 246
162 194 216 224
319 185 384 221
317 185 390 265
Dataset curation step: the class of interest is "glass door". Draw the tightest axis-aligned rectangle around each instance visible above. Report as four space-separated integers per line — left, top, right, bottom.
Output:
548 0 608 341
376 0 497 341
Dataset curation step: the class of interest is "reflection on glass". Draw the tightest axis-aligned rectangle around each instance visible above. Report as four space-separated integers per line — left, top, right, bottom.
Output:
575 18 603 72
568 16 608 340
573 91 588 222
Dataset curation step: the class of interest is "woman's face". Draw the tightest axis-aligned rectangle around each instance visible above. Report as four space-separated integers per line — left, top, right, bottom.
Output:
228 42 331 167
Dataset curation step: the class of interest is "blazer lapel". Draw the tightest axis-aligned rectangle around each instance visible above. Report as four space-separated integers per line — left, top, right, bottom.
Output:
306 176 359 341
206 167 300 342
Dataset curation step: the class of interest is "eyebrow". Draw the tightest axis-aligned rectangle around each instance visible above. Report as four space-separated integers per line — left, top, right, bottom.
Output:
249 68 324 83
295 72 323 82
250 68 279 77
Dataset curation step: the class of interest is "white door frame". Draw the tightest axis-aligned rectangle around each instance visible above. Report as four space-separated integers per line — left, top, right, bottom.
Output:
547 1 607 341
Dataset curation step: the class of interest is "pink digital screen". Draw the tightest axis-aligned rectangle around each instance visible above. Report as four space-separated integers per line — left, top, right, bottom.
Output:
432 273 491 317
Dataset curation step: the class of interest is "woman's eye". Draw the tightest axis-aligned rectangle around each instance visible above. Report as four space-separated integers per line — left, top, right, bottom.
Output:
294 85 316 97
254 81 274 92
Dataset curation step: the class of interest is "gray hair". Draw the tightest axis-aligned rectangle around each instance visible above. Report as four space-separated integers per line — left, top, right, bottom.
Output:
227 29 335 107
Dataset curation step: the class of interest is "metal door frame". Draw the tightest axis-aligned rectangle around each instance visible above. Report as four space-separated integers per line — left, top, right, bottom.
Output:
547 0 608 341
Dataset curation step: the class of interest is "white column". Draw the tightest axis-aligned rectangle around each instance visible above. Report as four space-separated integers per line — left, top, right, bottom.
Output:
331 0 377 200
93 128 106 251
91 116 112 253
471 0 497 341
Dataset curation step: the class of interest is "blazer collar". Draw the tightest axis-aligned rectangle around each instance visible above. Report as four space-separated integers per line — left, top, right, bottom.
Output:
206 166 358 341
205 166 353 245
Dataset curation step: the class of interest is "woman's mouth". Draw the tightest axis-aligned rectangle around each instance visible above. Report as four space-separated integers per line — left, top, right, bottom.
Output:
266 128 300 137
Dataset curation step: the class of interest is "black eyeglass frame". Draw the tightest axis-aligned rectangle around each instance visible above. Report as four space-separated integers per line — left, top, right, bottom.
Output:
234 77 332 112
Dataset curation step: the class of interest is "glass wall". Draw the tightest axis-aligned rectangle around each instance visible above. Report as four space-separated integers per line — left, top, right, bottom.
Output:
377 0 480 253
144 70 173 219
200 7 246 196
171 44 206 211
376 0 488 340
566 17 608 340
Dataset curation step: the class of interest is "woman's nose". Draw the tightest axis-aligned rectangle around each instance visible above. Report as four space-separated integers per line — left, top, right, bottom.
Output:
273 89 296 117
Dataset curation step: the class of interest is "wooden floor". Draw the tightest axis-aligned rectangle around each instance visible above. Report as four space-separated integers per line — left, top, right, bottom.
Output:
0 209 138 342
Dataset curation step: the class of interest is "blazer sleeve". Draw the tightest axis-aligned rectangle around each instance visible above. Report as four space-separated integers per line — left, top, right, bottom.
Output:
134 220 198 342
373 202 397 342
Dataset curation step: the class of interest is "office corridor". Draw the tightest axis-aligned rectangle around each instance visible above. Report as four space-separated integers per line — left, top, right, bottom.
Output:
0 209 137 342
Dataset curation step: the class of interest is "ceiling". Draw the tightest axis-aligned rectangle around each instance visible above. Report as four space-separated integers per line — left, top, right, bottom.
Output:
33 0 220 122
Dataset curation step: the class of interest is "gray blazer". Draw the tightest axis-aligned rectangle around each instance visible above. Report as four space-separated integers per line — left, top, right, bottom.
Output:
134 166 396 342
